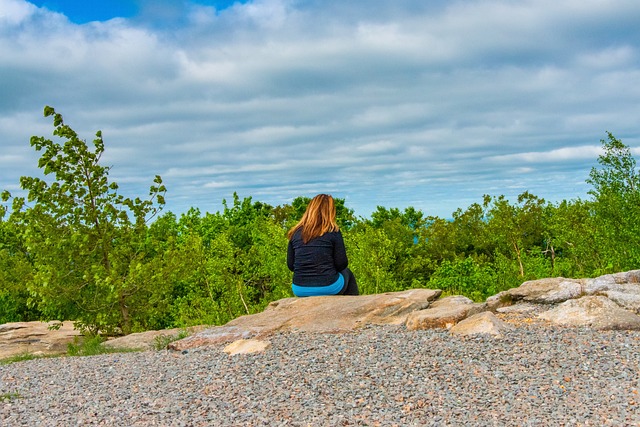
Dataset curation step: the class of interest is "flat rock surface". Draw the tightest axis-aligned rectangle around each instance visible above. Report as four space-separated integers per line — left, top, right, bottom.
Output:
538 296 640 330
171 288 442 351
405 295 485 330
0 321 82 360
103 326 209 351
223 339 271 355
450 311 515 337
507 277 585 304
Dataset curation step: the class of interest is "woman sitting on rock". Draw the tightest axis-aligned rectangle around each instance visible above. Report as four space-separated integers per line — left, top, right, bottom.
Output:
287 194 359 297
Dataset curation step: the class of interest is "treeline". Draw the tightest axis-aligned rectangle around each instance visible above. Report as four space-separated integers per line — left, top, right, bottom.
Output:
1 107 639 335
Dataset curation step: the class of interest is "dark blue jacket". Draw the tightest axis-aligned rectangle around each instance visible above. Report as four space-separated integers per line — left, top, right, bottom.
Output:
287 229 348 287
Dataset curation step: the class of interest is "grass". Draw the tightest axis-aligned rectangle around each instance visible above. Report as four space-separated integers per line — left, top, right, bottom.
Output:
152 329 190 351
0 353 58 365
66 335 140 357
0 392 21 402
0 336 141 365
1 329 193 365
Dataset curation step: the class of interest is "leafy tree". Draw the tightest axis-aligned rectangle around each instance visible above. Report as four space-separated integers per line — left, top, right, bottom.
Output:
238 217 291 305
221 192 274 249
369 206 425 232
588 132 639 196
428 256 497 301
167 195 292 327
586 132 640 271
486 192 545 277
423 216 457 263
345 225 397 294
361 206 433 288
169 232 245 326
0 216 36 323
4 106 166 334
450 200 492 259
541 200 597 277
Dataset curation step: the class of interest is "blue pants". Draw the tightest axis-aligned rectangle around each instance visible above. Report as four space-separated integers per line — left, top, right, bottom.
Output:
292 268 359 297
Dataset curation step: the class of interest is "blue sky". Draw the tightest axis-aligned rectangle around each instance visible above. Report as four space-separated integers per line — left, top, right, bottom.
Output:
1 0 640 219
28 1 139 22
28 1 245 23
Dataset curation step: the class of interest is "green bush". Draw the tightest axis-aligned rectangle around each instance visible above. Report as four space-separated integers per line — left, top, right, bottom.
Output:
428 257 497 301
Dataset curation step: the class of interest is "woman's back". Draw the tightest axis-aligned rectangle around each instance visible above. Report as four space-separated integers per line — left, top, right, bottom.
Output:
287 229 347 287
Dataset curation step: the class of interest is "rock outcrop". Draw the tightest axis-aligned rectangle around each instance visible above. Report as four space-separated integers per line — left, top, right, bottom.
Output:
486 277 586 309
172 269 640 351
487 270 640 314
0 321 82 360
584 270 640 313
103 325 208 351
486 269 640 329
3 270 640 358
405 295 485 330
169 288 441 351
449 312 514 338
223 339 271 356
538 296 640 330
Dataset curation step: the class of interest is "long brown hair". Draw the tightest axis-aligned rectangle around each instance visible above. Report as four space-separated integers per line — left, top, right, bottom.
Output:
287 194 339 243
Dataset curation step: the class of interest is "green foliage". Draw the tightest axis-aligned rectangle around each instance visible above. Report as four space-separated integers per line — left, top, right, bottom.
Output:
542 199 598 276
428 257 498 301
346 225 397 294
5 106 166 334
586 132 640 271
152 330 190 350
485 191 545 278
67 335 104 356
353 208 435 291
66 335 139 356
167 197 291 327
588 132 639 196
0 392 21 401
0 212 37 323
0 353 50 365
450 201 491 258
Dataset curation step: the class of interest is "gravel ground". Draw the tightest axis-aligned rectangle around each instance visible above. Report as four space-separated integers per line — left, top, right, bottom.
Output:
1 321 640 426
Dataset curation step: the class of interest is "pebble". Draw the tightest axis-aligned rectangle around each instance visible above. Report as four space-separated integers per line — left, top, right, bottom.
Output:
1 323 640 426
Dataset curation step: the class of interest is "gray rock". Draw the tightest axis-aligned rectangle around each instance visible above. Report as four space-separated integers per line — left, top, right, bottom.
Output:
450 311 514 338
223 339 271 355
103 325 208 350
0 321 83 360
488 270 640 316
584 270 640 294
485 291 512 311
507 277 585 304
171 288 442 351
602 290 640 313
538 295 640 330
496 302 541 314
583 270 640 313
405 295 486 330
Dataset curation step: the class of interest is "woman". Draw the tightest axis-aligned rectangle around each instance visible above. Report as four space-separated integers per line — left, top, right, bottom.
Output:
287 194 359 297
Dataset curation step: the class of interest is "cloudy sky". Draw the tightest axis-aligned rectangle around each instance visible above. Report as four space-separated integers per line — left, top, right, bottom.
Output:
1 0 639 219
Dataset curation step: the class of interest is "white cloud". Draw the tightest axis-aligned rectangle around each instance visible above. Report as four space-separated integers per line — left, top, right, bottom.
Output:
488 146 603 163
575 46 637 70
1 0 639 218
236 0 290 29
0 0 36 25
